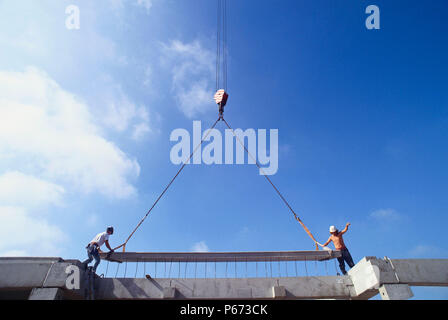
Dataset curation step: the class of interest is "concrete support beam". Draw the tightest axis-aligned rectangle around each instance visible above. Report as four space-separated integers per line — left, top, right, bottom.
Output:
348 257 448 299
347 257 381 299
378 284 413 300
0 258 66 289
94 276 352 300
236 288 253 298
2 257 447 300
387 259 448 287
0 258 89 300
28 288 63 300
272 286 287 299
163 287 177 299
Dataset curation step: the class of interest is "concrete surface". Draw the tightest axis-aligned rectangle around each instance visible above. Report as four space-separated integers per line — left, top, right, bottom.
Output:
0 256 447 300
94 276 353 300
0 257 90 300
29 288 64 300
378 284 414 300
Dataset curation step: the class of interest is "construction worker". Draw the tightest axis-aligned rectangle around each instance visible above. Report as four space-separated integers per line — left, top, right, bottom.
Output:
82 226 115 273
319 223 355 275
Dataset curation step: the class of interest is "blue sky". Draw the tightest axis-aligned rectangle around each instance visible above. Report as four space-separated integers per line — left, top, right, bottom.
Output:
0 0 447 299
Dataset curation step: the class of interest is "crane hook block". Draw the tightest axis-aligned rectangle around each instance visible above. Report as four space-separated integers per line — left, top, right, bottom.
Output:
214 89 229 108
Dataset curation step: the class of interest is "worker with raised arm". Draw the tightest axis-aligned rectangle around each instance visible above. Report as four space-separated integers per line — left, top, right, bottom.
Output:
82 226 115 273
319 223 355 275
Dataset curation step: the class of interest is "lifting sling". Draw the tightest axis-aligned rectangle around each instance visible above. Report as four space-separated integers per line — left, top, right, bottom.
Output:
114 0 319 252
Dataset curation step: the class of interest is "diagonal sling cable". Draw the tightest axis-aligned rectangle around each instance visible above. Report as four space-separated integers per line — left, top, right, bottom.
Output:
114 117 221 252
221 117 319 250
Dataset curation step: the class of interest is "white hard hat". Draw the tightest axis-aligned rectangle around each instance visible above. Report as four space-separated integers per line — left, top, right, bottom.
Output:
329 226 336 233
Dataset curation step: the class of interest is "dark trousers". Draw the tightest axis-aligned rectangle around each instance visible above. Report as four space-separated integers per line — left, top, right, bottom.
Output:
337 248 355 275
82 244 100 272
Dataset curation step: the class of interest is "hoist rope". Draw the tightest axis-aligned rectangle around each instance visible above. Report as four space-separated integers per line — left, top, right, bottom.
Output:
114 117 221 251
216 0 228 91
216 0 221 91
223 0 228 91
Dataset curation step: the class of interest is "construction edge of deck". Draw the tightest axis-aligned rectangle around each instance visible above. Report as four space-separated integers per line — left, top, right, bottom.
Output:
0 256 447 300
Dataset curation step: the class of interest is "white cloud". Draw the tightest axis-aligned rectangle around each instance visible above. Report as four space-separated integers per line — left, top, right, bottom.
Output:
108 0 125 10
0 2 157 257
0 171 67 256
93 75 152 141
103 91 149 135
0 2 126 67
0 2 154 141
0 67 140 199
370 208 401 221
0 171 65 207
136 0 153 13
143 65 152 87
108 0 153 14
191 241 209 253
132 122 151 141
161 40 216 118
0 206 66 257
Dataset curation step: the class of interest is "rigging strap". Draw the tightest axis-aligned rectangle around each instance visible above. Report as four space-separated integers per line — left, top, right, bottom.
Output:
117 116 319 252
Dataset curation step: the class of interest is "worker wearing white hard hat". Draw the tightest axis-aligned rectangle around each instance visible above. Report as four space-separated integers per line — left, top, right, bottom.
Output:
82 226 115 273
319 223 354 275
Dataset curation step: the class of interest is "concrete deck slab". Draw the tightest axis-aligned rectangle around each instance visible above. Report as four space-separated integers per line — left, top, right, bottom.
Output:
1 256 447 300
94 276 352 300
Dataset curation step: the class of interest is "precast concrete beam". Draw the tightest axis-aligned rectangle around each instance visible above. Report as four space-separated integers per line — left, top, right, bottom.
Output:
2 256 447 300
29 288 63 300
94 276 352 300
0 258 89 299
347 257 448 299
163 287 177 299
272 286 287 299
347 257 381 298
387 259 448 287
101 250 341 263
378 284 413 300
